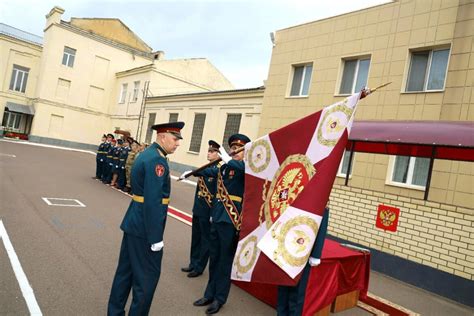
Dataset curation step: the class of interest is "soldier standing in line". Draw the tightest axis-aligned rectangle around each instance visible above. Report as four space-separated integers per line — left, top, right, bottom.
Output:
276 208 329 316
181 140 221 278
182 133 250 315
124 139 140 194
117 139 130 190
110 139 123 187
103 138 117 184
101 134 114 182
108 121 185 316
95 134 107 180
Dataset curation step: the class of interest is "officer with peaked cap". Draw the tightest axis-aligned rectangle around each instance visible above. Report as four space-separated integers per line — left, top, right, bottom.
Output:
182 140 221 278
108 121 185 316
182 133 250 314
95 134 107 179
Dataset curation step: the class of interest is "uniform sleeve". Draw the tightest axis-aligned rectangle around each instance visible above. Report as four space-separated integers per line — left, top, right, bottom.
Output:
226 159 245 173
195 166 219 177
143 159 166 244
311 208 329 259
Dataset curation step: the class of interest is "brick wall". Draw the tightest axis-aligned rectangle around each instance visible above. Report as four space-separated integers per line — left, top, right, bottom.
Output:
328 184 474 280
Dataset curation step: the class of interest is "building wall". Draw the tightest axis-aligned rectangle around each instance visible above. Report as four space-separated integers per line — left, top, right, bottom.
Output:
0 34 42 122
31 16 153 145
144 89 263 168
258 0 473 288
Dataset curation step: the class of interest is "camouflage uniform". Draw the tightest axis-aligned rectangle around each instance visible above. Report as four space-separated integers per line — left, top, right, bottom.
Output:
125 150 137 191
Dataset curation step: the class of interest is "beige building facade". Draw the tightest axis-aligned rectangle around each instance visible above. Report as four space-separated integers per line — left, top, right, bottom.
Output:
144 87 264 170
260 0 473 305
1 6 233 148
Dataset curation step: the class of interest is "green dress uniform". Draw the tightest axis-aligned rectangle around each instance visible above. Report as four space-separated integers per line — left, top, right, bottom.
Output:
194 134 250 314
184 140 221 277
276 208 329 316
108 122 185 316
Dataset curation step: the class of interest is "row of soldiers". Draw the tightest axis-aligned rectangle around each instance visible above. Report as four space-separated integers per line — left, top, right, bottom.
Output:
94 133 148 193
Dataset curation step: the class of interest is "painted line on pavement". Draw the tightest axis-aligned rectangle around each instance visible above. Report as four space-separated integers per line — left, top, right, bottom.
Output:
0 153 17 157
0 220 42 315
42 197 86 207
0 139 95 155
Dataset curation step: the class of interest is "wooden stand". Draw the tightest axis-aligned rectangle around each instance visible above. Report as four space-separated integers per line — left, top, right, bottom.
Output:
331 290 360 313
314 304 331 316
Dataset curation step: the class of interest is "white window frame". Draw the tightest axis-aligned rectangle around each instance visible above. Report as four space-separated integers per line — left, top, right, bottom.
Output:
62 47 76 68
9 65 29 93
338 57 371 96
404 47 450 93
4 112 22 130
132 81 140 102
288 63 313 97
119 83 128 104
386 156 427 191
337 150 354 178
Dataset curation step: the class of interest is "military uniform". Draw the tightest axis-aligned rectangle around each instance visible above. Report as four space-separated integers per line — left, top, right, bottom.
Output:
103 141 116 184
193 134 250 314
95 135 107 179
276 208 329 316
108 122 185 316
125 149 138 193
182 140 220 277
117 145 129 190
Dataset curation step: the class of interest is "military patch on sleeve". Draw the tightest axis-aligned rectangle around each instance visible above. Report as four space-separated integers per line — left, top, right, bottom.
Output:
155 164 165 177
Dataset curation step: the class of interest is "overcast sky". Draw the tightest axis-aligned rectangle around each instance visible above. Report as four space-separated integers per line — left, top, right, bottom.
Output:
1 0 390 88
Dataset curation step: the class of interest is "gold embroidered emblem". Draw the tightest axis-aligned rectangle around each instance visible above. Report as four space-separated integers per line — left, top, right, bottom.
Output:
317 100 354 147
260 154 315 229
247 139 271 173
272 215 319 268
379 210 397 227
234 235 259 279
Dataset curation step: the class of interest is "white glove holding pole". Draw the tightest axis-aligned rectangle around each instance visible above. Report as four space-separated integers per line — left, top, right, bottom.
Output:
151 241 164 252
218 147 232 163
179 170 192 180
308 257 321 267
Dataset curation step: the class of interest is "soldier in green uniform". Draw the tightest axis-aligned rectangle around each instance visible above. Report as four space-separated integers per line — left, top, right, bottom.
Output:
183 133 250 315
95 134 107 179
277 208 329 316
108 122 185 316
181 140 221 278
124 139 140 193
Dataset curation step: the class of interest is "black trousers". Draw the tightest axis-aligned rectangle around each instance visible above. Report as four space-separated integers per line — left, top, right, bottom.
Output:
189 215 211 273
276 263 312 316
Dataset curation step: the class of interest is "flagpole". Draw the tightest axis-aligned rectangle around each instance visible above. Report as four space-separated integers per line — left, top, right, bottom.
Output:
177 146 245 180
179 82 392 181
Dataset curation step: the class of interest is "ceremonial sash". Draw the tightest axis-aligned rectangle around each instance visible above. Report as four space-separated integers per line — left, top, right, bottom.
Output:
197 177 213 207
217 170 242 230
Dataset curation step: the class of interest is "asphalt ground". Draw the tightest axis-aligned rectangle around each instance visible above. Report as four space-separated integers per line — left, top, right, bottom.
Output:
1 139 472 316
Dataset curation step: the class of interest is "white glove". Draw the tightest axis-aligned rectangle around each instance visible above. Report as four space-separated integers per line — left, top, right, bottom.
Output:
100 159 103 162
151 241 164 252
115 165 119 168
179 170 193 180
218 147 232 163
308 257 321 267
121 166 125 169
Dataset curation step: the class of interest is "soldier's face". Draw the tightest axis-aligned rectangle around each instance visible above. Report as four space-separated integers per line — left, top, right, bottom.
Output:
207 149 219 161
231 145 244 161
159 133 180 154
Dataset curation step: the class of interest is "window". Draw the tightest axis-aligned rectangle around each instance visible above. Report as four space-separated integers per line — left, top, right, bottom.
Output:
390 156 430 188
62 47 76 67
132 81 140 102
145 113 156 144
340 57 370 94
2 112 22 130
338 151 354 177
222 113 242 150
9 65 29 93
406 48 449 92
189 113 206 152
119 83 128 103
169 113 178 123
290 64 313 96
